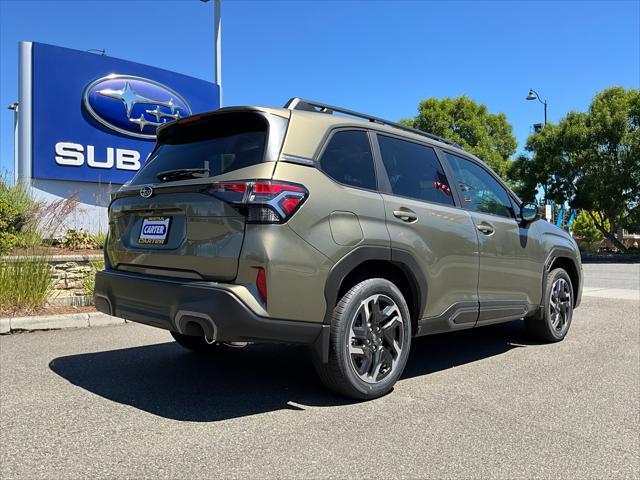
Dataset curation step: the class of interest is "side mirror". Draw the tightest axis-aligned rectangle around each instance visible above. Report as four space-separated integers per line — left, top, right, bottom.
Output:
520 202 539 222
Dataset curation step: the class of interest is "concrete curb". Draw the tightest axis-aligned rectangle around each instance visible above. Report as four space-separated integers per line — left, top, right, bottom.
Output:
0 312 124 334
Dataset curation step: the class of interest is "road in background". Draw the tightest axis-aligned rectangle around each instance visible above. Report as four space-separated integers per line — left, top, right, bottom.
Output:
1 265 638 479
582 263 639 301
583 263 639 290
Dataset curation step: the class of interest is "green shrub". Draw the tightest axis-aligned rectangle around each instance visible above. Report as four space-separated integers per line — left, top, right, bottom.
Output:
60 229 95 250
82 260 105 297
0 179 38 255
92 231 107 249
0 193 25 254
572 211 609 251
59 229 107 250
0 256 52 313
0 200 19 254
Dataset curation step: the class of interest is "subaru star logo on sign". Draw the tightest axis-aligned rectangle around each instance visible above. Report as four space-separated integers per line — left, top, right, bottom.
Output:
83 75 192 139
30 42 220 184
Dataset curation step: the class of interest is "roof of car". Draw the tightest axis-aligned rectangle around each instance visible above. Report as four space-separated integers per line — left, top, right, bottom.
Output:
160 102 469 157
292 109 460 149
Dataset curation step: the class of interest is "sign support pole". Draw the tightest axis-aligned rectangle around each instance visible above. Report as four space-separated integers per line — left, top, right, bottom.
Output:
17 41 33 183
200 0 222 106
214 0 222 106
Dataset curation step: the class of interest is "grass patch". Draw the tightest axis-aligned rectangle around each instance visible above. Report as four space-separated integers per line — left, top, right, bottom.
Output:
93 231 107 250
81 260 105 297
0 256 52 315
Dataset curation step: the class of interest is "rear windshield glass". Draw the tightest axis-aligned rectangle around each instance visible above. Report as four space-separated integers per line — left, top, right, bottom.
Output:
130 112 268 185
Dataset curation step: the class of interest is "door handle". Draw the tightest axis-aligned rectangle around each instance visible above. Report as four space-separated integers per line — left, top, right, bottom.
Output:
476 222 495 235
393 209 418 222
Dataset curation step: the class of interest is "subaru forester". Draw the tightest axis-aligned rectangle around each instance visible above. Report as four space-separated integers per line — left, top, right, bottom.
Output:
95 98 582 400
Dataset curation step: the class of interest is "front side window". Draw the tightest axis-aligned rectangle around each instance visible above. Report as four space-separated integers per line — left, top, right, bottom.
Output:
377 135 454 205
319 130 376 190
445 153 513 218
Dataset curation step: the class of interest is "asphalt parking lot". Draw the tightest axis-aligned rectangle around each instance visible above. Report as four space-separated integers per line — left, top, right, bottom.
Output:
1 263 638 479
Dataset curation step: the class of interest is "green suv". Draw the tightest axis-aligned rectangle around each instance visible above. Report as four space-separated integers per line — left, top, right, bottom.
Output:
95 98 582 400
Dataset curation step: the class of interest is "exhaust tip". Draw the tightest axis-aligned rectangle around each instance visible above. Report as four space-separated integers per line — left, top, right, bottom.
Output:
174 310 217 341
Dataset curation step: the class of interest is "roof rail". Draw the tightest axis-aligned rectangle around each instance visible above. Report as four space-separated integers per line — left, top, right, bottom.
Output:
284 97 463 149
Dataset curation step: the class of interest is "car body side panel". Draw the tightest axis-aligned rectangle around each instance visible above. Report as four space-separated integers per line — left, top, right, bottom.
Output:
537 222 583 305
281 111 359 159
514 219 548 305
235 223 334 322
272 162 390 262
471 211 545 308
381 194 480 320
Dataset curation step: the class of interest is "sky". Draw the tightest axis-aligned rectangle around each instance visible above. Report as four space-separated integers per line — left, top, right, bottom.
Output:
1 0 639 175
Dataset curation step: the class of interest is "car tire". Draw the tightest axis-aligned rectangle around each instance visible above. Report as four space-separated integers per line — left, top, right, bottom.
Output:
525 268 574 342
314 278 412 400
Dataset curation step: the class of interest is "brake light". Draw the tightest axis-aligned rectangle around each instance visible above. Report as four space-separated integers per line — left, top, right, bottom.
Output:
215 182 247 193
208 180 308 224
256 268 267 303
251 183 303 194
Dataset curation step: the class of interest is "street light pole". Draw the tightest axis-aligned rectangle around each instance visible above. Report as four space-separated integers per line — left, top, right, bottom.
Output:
7 102 19 183
526 88 547 126
200 0 222 106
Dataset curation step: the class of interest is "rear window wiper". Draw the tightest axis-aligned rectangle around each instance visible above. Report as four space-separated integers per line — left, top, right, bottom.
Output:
156 168 209 182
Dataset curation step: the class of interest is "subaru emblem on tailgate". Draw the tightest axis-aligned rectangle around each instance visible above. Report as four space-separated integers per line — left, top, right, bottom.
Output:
140 186 153 198
83 74 192 139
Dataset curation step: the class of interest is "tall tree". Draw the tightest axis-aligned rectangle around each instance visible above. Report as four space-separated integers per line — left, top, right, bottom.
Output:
401 96 517 177
509 86 640 251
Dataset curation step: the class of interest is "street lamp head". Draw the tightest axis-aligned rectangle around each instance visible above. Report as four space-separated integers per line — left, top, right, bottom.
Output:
526 89 537 101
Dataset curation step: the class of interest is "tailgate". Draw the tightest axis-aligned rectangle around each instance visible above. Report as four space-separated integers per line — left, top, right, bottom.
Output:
106 109 289 281
107 190 245 281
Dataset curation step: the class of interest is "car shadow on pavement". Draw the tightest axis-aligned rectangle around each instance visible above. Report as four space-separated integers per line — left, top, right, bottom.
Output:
49 320 536 422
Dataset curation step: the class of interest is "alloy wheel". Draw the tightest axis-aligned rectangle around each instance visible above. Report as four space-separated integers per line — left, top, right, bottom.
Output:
347 294 405 384
550 278 572 334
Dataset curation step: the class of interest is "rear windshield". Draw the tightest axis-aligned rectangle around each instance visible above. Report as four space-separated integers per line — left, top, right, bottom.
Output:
130 112 268 185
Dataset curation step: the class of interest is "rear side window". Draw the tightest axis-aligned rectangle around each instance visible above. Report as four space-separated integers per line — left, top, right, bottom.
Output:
319 130 376 190
131 112 268 185
377 135 454 206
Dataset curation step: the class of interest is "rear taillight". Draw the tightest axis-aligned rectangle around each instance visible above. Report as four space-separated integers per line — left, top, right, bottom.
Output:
208 180 308 224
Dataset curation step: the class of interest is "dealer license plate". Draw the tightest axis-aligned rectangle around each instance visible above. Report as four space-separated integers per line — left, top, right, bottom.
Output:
138 216 171 245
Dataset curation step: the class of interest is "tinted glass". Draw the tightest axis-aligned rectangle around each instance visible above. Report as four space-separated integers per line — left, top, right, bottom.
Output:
378 135 454 205
131 112 267 185
319 131 376 190
445 153 513 218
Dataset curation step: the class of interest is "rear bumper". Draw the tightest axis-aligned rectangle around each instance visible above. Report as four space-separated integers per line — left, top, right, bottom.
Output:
94 269 323 345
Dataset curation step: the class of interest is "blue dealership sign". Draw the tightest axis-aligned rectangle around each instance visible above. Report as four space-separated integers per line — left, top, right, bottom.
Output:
31 42 219 184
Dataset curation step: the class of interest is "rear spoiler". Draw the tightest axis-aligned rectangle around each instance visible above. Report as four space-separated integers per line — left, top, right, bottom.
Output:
156 107 289 144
